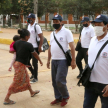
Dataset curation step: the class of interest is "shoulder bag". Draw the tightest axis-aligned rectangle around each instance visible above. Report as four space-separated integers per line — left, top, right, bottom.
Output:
75 34 81 51
75 26 83 51
34 23 49 52
53 32 72 66
77 40 108 87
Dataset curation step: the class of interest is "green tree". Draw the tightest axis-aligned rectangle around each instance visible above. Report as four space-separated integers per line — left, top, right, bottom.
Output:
11 0 21 14
38 0 58 30
0 0 12 27
60 0 82 32
19 0 34 15
0 0 12 14
19 0 58 29
60 0 107 32
18 0 34 28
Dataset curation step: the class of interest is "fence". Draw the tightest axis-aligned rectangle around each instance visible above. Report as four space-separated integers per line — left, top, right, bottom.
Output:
0 14 28 29
0 14 80 33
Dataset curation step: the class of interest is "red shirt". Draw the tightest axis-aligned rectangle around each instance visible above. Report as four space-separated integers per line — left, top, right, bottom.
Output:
10 41 15 51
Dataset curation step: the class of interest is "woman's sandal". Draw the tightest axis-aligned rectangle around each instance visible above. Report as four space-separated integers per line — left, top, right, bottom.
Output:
31 90 40 97
3 100 16 105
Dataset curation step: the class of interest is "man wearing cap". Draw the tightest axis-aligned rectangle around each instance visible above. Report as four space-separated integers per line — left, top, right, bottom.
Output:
76 17 95 79
83 15 108 108
27 13 43 83
101 16 108 98
47 15 76 106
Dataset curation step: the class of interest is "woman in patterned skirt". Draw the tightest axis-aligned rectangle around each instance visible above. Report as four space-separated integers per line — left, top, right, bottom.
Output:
4 29 43 105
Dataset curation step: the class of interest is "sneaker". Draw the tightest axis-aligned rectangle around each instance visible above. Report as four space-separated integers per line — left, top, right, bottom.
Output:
61 97 70 107
30 75 34 80
30 78 38 84
50 99 62 105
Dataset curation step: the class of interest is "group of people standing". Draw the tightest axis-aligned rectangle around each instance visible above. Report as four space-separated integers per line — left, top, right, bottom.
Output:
3 13 108 108
76 14 108 108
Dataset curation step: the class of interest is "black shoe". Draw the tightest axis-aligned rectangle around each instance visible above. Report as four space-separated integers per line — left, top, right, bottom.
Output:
30 78 38 84
30 75 34 80
77 74 81 79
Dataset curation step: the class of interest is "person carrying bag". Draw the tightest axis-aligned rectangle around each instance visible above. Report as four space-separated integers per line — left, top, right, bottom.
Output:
47 14 76 107
76 17 95 79
77 40 108 87
53 32 72 66
34 23 49 52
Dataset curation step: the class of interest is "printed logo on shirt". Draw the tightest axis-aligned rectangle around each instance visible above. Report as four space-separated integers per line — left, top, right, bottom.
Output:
60 37 63 41
102 52 108 58
31 30 35 34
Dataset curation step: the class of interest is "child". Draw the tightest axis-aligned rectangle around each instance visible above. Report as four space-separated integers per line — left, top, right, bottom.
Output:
8 35 20 71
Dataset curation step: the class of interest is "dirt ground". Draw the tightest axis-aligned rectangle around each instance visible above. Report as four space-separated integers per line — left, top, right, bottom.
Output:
0 28 101 108
0 49 101 108
0 28 79 41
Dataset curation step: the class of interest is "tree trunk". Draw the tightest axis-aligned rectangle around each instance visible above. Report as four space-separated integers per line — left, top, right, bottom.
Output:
75 24 78 33
92 15 95 20
45 12 47 30
3 15 6 28
8 15 11 27
19 14 22 29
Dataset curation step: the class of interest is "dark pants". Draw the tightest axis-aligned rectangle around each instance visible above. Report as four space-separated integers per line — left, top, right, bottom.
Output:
28 54 34 75
28 48 39 80
51 60 69 99
76 47 88 74
83 82 108 108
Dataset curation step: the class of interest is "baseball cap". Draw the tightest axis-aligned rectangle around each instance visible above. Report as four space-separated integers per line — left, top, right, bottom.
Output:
52 15 63 21
27 13 35 18
92 14 108 23
81 17 90 23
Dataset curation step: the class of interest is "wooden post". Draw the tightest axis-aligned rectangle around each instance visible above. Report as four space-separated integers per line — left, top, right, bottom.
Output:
23 15 24 28
34 0 38 23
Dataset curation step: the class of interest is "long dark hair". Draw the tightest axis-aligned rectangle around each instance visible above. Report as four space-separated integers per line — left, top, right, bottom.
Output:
18 29 30 39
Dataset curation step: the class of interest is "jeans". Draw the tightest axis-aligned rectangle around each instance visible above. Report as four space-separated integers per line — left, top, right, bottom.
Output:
51 60 69 99
28 54 34 75
83 82 108 108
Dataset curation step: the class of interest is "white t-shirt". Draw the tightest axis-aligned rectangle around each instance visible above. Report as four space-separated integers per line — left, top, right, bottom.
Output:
88 33 108 84
27 23 42 48
81 24 95 48
50 26 74 60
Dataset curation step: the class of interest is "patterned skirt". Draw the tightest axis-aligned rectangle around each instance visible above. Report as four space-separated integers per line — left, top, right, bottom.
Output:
8 61 31 94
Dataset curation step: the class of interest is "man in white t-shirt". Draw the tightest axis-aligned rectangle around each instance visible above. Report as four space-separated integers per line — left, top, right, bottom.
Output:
27 13 43 83
102 18 108 98
76 17 95 79
103 85 108 97
83 15 108 108
47 15 76 107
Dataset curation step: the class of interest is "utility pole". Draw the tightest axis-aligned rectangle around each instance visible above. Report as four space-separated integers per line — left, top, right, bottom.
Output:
34 0 38 23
